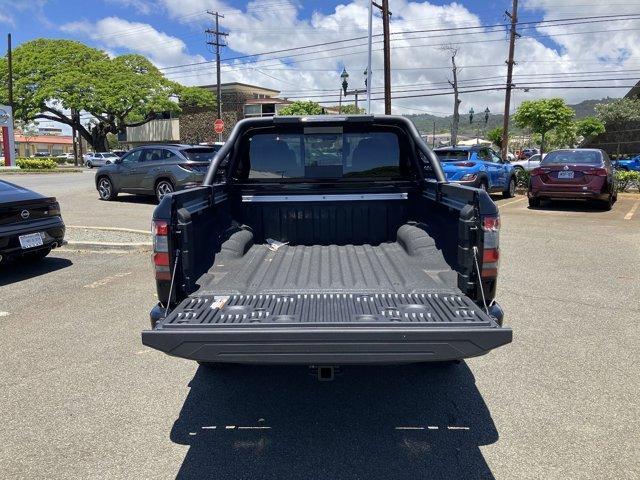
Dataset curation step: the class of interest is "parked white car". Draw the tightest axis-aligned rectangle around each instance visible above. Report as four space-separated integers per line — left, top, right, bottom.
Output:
511 153 545 172
85 152 120 168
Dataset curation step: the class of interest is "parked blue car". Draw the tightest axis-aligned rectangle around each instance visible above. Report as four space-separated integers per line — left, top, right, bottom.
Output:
613 155 640 171
433 145 517 197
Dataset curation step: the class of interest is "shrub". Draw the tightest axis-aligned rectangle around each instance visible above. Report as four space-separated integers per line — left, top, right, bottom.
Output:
515 168 530 189
615 170 640 192
16 158 57 170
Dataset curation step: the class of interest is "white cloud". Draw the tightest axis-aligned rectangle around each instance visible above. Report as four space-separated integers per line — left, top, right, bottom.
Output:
60 17 206 69
63 1 640 116
104 0 156 15
0 11 15 26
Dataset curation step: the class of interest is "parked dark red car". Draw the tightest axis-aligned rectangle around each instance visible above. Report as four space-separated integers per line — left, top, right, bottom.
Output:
528 149 617 210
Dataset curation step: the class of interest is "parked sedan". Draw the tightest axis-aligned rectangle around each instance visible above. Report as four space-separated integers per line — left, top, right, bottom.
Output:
0 179 65 264
511 153 545 172
613 154 640 171
528 149 617 210
85 152 120 168
94 144 219 203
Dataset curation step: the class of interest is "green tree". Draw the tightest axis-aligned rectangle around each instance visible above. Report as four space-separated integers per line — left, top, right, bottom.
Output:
15 120 39 156
575 117 605 140
595 98 640 126
337 104 365 114
486 127 503 148
278 100 324 116
513 98 575 155
0 39 215 151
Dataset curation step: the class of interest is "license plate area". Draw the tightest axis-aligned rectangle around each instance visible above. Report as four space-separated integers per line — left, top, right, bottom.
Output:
19 232 44 249
558 170 574 179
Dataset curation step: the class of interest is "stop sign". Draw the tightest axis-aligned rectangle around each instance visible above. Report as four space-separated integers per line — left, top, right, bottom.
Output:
214 119 224 134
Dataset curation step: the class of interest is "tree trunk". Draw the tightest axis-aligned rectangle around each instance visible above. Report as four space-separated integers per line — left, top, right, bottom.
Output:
90 123 110 152
540 132 545 157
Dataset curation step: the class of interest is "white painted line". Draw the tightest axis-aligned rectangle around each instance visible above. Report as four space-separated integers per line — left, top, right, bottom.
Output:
0 311 10 317
447 426 470 430
395 426 425 430
225 425 236 430
499 197 527 208
624 200 640 220
237 426 272 430
427 426 439 430
202 426 217 430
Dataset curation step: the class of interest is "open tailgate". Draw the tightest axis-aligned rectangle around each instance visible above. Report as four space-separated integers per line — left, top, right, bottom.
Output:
142 292 512 364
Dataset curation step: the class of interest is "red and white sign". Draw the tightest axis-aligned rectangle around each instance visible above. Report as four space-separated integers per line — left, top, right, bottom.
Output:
214 119 224 134
0 105 16 167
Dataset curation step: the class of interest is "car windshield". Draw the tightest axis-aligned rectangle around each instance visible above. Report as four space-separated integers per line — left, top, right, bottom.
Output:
541 150 602 165
435 150 469 162
182 148 219 162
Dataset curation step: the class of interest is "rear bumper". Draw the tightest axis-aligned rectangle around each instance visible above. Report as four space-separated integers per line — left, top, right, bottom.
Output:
142 305 512 365
0 217 65 259
528 189 608 200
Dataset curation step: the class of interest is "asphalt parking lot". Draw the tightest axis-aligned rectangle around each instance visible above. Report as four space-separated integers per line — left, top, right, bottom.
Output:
1 172 639 479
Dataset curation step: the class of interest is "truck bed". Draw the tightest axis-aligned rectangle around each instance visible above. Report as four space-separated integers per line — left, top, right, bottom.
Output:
195 241 458 296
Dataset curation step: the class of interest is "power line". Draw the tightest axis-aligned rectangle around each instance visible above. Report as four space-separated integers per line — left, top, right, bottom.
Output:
156 12 640 73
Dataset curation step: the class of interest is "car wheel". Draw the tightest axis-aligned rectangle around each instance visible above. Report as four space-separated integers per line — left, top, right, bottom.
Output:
528 197 541 208
601 194 613 211
86 161 93 169
155 180 174 202
478 179 488 192
97 177 117 201
503 176 517 198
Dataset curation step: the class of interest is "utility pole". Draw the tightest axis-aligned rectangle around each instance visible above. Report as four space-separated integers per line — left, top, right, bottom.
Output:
206 11 228 141
373 1 392 114
444 47 461 146
7 34 14 126
432 121 436 148
501 0 519 160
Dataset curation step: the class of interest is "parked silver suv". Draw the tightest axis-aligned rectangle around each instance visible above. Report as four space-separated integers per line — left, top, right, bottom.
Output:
94 144 221 203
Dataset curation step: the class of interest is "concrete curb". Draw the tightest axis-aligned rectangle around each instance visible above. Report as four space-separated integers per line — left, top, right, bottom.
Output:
66 225 151 235
62 240 152 252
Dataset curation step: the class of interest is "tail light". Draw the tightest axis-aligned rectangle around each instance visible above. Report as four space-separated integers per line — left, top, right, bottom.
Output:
585 167 607 177
481 215 500 279
179 163 197 172
152 220 171 280
454 162 475 167
531 167 545 176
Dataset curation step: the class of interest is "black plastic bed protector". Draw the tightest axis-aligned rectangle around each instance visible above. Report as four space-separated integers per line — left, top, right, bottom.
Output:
160 292 497 329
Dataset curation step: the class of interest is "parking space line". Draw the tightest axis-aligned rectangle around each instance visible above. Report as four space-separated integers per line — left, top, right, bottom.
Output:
624 200 639 220
499 197 527 208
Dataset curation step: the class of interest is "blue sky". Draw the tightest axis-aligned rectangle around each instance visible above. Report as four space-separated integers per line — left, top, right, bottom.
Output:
4 0 556 59
1 0 638 117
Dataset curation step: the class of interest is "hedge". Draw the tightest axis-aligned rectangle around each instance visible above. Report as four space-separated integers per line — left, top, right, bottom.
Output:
16 158 58 170
615 170 640 192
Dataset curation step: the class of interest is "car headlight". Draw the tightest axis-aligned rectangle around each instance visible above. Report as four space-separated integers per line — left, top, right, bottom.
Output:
461 174 477 181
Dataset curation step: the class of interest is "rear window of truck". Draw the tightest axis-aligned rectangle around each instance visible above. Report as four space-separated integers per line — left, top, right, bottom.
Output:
244 131 402 180
182 148 219 162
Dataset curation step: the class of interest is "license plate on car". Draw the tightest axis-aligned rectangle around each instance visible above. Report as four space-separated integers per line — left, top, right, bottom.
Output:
558 170 574 179
19 232 44 249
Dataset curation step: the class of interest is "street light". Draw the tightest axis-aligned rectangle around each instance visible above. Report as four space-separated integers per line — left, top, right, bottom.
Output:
341 68 349 95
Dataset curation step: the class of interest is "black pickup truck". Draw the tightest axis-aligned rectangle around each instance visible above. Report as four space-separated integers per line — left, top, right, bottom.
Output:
142 116 511 365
